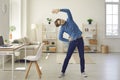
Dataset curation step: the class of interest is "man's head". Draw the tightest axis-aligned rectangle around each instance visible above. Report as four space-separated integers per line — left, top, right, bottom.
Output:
54 18 66 27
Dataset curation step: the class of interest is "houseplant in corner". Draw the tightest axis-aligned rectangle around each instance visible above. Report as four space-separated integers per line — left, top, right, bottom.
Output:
87 18 93 24
9 25 16 40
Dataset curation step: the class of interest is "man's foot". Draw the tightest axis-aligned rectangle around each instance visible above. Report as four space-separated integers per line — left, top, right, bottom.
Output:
58 73 65 78
81 72 88 78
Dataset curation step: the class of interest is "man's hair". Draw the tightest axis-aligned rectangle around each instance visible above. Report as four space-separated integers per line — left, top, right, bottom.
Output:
54 18 61 27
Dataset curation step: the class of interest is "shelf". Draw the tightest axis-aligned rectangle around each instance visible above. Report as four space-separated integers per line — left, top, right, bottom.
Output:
43 46 56 53
82 23 97 53
42 24 57 53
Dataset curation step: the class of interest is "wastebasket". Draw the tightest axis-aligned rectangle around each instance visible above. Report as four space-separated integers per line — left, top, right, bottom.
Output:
101 45 109 54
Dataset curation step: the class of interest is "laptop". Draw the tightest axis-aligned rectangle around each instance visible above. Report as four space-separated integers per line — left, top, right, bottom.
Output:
0 36 12 47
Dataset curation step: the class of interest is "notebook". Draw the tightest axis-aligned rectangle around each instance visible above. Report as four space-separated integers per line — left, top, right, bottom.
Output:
0 36 12 47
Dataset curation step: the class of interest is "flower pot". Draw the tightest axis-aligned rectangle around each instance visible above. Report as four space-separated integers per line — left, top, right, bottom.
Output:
88 21 92 24
9 33 12 39
48 22 51 24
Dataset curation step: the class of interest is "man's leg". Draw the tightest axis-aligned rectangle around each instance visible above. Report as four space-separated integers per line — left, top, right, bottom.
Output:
61 41 76 73
77 38 87 77
59 41 76 78
77 38 85 72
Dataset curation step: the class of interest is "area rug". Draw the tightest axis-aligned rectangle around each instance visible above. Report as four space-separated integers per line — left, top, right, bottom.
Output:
56 53 95 64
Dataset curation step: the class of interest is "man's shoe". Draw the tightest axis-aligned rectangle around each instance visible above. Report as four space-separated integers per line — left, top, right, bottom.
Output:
81 72 88 78
58 73 65 78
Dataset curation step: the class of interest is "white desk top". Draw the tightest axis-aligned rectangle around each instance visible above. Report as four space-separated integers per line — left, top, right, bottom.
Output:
0 44 24 51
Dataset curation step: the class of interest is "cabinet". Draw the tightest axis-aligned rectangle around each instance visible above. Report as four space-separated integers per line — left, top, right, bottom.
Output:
42 24 57 53
82 23 97 52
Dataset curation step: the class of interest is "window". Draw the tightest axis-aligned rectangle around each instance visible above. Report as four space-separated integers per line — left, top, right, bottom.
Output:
9 0 21 40
105 0 120 38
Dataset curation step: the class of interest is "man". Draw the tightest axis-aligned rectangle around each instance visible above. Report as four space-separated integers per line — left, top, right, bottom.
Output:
52 9 87 78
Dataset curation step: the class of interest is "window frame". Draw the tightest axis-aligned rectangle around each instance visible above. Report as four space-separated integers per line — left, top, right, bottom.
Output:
105 0 120 38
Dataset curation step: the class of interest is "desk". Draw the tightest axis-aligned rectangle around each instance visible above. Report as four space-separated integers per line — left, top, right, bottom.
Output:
0 44 26 80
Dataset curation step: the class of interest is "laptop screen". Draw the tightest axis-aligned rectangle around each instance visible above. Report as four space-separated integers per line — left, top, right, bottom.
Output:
0 36 4 46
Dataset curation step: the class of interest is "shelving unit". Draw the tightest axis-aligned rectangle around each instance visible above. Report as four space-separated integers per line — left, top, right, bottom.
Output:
82 23 97 53
42 24 57 53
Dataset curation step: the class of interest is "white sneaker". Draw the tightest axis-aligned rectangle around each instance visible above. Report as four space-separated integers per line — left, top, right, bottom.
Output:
81 72 88 78
58 73 65 78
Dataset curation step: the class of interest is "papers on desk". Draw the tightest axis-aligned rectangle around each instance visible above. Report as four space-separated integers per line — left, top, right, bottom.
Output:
0 44 23 48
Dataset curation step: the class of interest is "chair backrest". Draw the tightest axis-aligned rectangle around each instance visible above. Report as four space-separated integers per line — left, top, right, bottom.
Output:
35 43 44 60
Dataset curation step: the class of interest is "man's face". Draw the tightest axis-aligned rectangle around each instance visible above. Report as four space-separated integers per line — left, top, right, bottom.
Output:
57 20 61 26
57 19 65 26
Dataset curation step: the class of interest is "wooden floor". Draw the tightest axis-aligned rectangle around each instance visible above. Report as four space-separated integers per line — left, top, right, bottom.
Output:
0 52 120 80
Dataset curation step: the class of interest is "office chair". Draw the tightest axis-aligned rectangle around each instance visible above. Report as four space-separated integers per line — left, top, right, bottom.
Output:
24 43 44 79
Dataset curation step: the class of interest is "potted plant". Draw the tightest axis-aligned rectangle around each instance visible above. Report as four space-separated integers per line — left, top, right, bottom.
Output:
9 25 16 39
87 18 93 24
10 25 16 32
46 18 52 24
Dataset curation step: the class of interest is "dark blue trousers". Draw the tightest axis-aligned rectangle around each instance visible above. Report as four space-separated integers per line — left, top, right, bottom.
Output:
61 37 85 73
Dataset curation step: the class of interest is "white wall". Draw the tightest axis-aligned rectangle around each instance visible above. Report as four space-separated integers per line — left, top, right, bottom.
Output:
0 0 9 65
26 0 120 52
0 0 9 39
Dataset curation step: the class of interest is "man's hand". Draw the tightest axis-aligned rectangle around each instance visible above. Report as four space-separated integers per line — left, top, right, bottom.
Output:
52 9 60 14
68 37 73 41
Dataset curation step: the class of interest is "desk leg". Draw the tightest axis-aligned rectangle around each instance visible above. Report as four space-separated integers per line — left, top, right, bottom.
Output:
12 54 14 80
2 56 4 70
25 47 26 69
